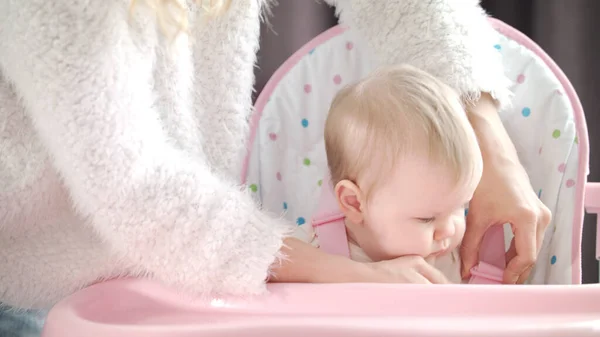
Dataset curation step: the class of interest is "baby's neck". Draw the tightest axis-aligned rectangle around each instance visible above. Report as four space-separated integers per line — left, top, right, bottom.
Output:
343 218 374 263
343 218 360 246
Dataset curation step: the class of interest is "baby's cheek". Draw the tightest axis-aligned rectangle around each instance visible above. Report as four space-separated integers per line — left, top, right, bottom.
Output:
382 229 428 257
453 216 467 242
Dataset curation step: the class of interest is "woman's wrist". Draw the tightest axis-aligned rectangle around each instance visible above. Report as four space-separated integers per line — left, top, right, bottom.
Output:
268 237 370 283
467 92 520 167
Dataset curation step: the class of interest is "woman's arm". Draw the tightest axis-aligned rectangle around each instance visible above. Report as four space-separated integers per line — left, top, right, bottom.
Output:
461 93 551 283
0 1 292 297
324 0 512 109
190 0 264 181
467 93 519 169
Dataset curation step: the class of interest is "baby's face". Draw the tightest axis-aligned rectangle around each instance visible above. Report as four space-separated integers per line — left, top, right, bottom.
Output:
349 155 482 262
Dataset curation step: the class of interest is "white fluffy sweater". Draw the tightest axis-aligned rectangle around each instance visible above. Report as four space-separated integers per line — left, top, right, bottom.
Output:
0 0 510 309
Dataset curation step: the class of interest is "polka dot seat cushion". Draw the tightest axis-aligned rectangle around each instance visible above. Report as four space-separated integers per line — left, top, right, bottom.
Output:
243 19 588 285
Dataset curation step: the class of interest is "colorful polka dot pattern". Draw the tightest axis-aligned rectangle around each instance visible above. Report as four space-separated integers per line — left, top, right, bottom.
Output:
502 40 579 277
262 40 358 227
333 74 342 85
552 129 561 139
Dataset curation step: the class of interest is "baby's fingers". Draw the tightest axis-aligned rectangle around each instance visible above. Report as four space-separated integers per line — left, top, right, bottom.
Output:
417 261 450 284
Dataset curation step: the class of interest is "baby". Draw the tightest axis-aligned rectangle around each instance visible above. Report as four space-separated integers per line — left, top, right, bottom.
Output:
313 64 484 283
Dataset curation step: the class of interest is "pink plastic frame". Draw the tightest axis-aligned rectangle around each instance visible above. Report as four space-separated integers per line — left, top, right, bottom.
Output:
41 278 600 337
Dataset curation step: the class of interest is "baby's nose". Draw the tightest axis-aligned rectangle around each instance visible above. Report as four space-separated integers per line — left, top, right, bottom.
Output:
434 221 455 241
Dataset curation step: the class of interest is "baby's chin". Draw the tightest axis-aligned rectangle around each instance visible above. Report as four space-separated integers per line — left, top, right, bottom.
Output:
426 244 460 263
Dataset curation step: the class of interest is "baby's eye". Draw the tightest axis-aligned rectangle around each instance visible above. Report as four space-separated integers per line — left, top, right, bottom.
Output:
416 217 435 224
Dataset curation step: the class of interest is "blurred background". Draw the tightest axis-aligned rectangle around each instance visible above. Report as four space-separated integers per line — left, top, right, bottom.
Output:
253 0 600 283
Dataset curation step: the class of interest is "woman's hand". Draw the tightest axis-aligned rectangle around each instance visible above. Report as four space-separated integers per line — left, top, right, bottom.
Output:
270 238 449 284
461 156 551 284
460 93 552 284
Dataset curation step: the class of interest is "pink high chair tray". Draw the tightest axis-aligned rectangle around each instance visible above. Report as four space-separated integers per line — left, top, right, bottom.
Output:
42 278 600 337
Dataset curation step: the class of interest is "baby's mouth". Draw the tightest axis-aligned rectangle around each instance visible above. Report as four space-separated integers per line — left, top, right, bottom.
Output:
431 244 451 257
431 248 447 257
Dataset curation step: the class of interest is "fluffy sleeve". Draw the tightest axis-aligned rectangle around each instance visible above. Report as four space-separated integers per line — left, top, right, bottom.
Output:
0 0 291 297
190 0 265 181
324 0 513 109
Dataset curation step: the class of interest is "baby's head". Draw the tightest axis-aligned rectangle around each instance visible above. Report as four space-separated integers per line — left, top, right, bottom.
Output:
324 64 483 262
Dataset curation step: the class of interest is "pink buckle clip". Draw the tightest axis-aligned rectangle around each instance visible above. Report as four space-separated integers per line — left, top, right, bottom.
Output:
469 262 504 284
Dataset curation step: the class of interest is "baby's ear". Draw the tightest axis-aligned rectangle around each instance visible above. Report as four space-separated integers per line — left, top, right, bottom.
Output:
334 180 365 225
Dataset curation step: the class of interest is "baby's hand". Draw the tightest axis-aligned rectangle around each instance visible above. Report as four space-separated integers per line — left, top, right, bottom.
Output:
365 255 450 284
424 255 437 265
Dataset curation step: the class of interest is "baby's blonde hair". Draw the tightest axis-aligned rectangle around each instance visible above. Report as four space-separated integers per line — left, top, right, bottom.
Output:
324 64 480 197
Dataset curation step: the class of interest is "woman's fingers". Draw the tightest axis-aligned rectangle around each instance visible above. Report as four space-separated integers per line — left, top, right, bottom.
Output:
515 208 551 284
503 217 537 284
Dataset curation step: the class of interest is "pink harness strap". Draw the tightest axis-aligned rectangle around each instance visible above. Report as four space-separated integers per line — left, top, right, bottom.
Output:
311 175 351 257
468 224 506 284
312 175 506 284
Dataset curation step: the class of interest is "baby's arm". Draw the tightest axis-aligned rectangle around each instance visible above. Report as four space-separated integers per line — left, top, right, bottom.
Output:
0 0 292 299
269 237 367 283
324 0 512 109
